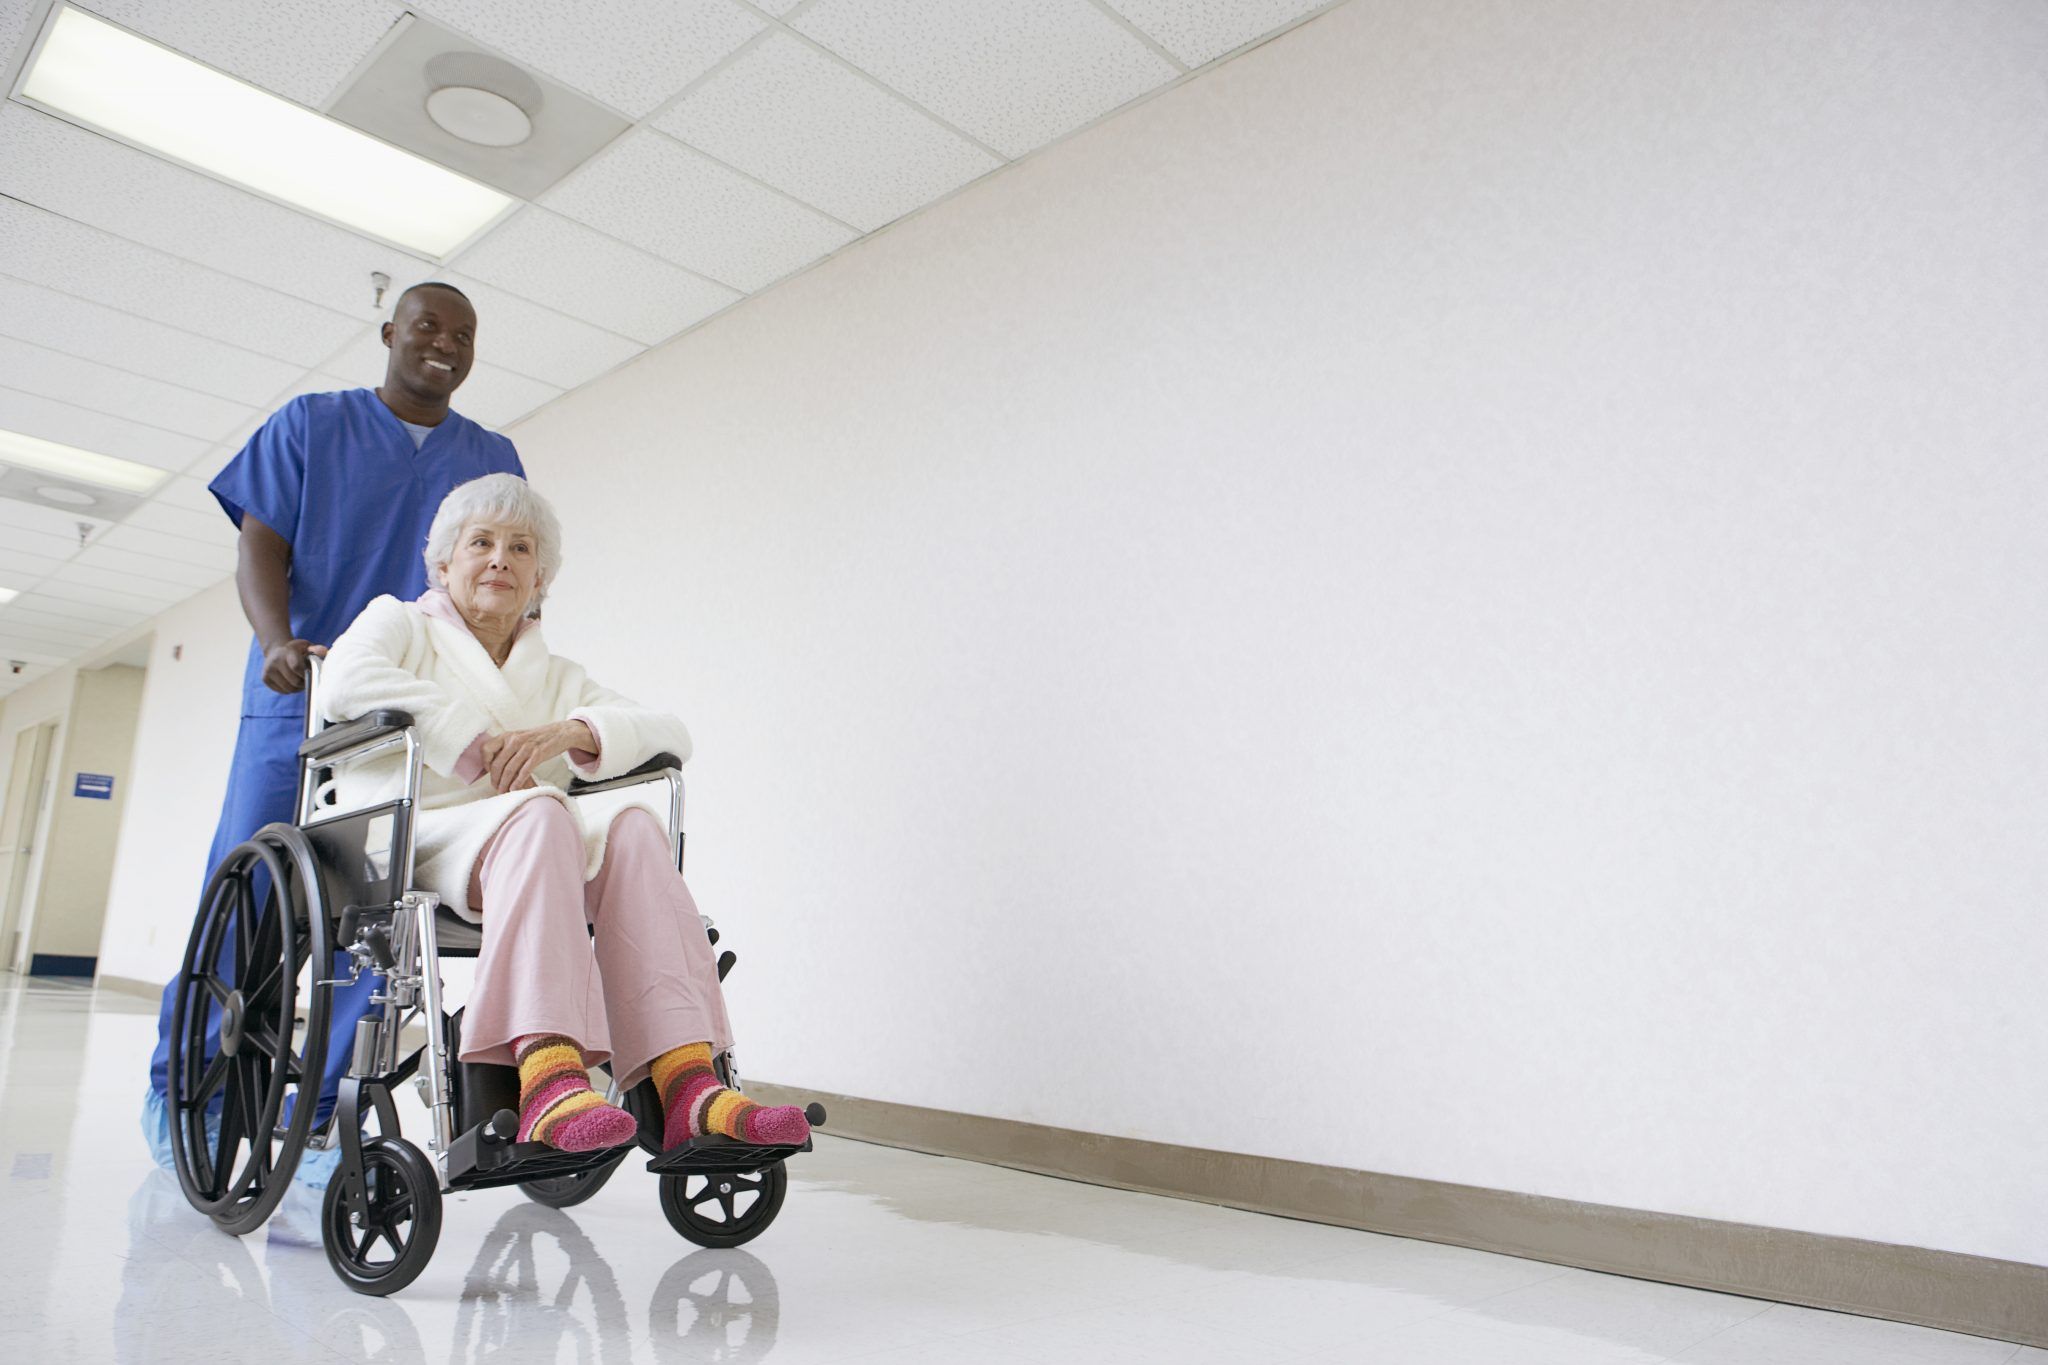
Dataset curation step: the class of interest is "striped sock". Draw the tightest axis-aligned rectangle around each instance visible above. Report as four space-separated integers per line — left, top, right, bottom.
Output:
513 1034 638 1152
651 1041 811 1150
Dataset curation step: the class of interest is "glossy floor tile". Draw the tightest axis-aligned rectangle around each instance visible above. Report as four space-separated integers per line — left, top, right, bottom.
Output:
0 973 2027 1364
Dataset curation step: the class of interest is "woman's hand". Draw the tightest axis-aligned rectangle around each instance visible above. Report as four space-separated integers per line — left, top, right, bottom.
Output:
481 719 596 793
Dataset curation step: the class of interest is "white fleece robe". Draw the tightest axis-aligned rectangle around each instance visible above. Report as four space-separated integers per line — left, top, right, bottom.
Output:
318 593 693 922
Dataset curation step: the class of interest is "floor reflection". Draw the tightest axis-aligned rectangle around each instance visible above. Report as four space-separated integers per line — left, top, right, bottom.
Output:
455 1202 633 1363
121 1168 786 1365
649 1248 780 1364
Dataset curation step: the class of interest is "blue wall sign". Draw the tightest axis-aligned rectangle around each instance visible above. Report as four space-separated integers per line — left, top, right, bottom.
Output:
73 773 114 800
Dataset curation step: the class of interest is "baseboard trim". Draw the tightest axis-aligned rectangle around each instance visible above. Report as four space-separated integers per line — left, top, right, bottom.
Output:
94 974 163 1000
749 1082 2046 1349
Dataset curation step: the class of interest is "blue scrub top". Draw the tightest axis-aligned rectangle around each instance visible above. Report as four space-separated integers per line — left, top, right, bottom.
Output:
209 387 524 718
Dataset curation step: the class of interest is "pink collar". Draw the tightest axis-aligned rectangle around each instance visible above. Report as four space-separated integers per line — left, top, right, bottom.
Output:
415 587 537 641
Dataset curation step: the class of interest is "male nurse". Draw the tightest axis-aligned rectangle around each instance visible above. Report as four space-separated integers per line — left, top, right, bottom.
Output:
145 282 525 1167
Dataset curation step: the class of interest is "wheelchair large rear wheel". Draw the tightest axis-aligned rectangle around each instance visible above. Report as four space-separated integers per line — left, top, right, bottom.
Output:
167 824 332 1236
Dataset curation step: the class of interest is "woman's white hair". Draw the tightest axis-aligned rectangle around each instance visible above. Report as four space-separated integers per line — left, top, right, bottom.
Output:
423 473 563 615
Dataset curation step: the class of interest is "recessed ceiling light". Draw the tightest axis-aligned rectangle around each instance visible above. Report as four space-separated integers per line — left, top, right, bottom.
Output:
0 427 168 495
20 6 514 257
34 485 98 507
426 86 532 148
0 587 18 605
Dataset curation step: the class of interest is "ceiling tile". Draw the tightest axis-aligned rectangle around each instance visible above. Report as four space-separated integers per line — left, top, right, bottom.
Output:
97 525 239 572
0 612 109 646
753 0 805 14
0 105 431 321
0 197 365 368
121 498 236 547
0 275 305 408
183 445 235 482
1 0 37 76
449 208 741 347
451 363 564 429
0 498 104 548
1103 0 1327 68
655 31 1002 233
0 545 68 581
76 542 230 588
793 0 1178 159
436 272 643 390
544 128 858 292
0 641 72 669
0 337 261 445
151 476 229 519
35 566 187 609
0 386 209 473
11 589 150 629
65 552 216 598
73 1 407 107
0 606 113 643
412 0 764 118
0 534 77 571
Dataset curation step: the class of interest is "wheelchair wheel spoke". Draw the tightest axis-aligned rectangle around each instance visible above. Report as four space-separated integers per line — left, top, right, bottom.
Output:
215 1091 245 1172
243 1022 280 1057
202 975 232 1006
234 886 255 967
190 1050 230 1107
242 961 283 1013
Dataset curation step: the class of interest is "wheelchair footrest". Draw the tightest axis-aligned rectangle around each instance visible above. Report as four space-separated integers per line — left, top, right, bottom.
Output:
646 1133 812 1175
444 1119 628 1193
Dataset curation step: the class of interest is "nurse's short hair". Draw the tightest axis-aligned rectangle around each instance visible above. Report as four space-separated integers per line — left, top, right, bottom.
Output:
423 474 563 615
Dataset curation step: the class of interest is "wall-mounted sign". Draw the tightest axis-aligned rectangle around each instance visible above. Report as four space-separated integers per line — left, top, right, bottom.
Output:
73 772 114 800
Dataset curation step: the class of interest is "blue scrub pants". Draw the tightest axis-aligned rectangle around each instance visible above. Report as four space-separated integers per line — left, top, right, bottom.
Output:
148 715 379 1126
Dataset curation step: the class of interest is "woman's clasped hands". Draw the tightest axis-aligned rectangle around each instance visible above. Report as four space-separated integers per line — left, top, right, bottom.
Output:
481 719 597 793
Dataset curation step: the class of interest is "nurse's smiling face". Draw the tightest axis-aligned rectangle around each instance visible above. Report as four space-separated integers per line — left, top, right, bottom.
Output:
441 518 542 631
381 285 476 412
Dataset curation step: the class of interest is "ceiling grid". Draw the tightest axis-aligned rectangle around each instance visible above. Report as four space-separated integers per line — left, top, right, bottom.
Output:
0 0 1341 695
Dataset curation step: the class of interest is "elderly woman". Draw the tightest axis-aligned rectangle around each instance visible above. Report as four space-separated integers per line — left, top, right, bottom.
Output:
319 474 808 1154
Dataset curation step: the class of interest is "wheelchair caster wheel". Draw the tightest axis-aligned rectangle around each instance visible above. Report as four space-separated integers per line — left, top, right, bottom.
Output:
521 1148 630 1209
323 1136 442 1296
659 1161 786 1248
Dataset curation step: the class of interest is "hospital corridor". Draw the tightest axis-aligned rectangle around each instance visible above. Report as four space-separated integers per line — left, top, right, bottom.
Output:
0 0 2041 1361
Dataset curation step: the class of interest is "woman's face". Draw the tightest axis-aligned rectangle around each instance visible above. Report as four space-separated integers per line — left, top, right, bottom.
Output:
442 518 541 624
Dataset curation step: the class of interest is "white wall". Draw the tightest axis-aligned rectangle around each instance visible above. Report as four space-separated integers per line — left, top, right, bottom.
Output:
95 581 245 985
504 0 2048 1264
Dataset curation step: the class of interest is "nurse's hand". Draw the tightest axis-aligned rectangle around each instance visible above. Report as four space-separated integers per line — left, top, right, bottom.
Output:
481 720 596 793
262 639 328 692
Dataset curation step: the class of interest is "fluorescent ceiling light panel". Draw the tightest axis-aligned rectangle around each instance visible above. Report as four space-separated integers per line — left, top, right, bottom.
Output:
21 7 513 256
0 427 170 495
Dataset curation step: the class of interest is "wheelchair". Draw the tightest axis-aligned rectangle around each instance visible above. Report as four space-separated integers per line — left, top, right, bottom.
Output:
165 660 824 1295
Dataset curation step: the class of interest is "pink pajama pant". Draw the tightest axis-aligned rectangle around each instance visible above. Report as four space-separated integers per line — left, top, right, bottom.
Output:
457 798 735 1090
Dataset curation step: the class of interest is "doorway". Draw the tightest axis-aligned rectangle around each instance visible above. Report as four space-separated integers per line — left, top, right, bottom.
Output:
0 721 58 974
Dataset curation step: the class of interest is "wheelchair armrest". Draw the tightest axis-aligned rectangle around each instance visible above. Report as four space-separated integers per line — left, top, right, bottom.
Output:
300 710 416 762
568 752 682 795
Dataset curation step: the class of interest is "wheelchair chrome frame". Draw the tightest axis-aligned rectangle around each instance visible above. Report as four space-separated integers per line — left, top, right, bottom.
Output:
300 656 693 1174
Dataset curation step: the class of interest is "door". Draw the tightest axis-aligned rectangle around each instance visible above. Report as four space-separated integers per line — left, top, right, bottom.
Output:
0 722 57 972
